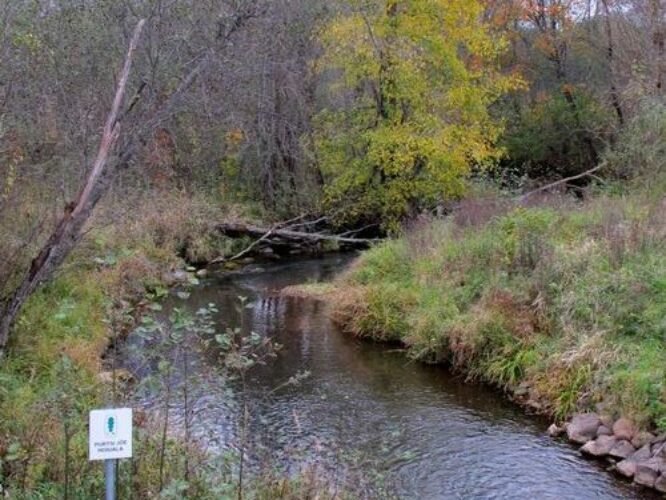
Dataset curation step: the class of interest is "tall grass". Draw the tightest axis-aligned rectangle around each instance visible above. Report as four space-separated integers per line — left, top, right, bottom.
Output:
0 192 259 497
333 193 666 429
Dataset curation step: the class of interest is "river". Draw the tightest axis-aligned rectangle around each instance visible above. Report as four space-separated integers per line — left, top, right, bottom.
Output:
126 255 649 499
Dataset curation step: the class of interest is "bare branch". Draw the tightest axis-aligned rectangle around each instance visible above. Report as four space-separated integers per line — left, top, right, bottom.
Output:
518 162 606 202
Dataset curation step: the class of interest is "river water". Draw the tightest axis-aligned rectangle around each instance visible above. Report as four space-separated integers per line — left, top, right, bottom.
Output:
127 255 649 499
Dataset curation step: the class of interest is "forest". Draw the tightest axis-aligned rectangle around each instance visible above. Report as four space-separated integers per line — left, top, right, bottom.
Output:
0 0 664 498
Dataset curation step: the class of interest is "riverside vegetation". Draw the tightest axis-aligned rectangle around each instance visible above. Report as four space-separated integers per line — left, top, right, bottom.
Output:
0 192 353 497
327 188 666 430
1 0 665 497
292 102 666 490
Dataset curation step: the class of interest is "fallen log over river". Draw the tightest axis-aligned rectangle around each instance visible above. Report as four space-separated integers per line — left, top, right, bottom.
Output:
213 221 379 263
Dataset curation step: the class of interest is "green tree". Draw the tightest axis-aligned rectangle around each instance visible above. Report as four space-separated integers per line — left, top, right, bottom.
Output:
314 0 520 231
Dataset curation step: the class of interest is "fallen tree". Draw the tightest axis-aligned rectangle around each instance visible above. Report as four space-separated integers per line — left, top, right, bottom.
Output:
214 220 379 263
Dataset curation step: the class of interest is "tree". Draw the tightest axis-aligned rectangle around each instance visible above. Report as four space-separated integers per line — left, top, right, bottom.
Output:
0 1 263 350
314 0 520 231
215 0 330 215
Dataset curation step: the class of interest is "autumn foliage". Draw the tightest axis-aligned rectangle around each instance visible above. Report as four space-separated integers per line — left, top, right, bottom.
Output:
314 0 522 231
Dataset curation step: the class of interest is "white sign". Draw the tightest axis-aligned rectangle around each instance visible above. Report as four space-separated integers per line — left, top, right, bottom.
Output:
89 408 133 461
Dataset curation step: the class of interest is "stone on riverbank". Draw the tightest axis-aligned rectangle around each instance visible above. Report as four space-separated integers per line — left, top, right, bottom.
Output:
615 459 636 478
612 418 636 441
632 444 654 462
566 413 601 444
547 423 563 437
172 269 191 282
608 440 635 460
599 414 614 428
655 474 666 493
597 425 612 436
634 458 662 488
653 440 666 458
631 431 655 449
557 412 666 493
581 435 617 457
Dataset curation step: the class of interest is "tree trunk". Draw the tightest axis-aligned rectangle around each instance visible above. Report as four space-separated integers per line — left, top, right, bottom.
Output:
652 0 665 93
601 0 624 126
0 20 146 350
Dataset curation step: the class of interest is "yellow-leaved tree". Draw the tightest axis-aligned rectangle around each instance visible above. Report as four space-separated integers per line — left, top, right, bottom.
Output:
314 0 521 231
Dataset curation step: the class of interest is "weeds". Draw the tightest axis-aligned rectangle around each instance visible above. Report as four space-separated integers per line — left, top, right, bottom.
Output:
331 191 666 429
0 193 340 498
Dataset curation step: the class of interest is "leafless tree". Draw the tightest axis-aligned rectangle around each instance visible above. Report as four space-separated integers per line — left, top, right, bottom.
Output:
0 0 265 350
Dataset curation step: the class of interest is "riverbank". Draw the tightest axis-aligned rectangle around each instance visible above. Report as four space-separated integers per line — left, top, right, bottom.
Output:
0 192 227 495
286 191 666 493
0 192 344 498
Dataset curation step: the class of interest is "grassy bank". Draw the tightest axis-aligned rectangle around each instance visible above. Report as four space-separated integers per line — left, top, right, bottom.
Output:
0 192 259 497
325 192 666 430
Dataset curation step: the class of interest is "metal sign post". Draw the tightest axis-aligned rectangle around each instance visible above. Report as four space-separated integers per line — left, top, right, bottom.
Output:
89 408 133 500
105 459 116 500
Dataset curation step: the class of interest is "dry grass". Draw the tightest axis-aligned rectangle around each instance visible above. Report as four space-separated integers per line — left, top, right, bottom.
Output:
325 189 666 428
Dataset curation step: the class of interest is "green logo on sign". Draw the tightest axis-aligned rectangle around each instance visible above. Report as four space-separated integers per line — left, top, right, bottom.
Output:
105 415 116 437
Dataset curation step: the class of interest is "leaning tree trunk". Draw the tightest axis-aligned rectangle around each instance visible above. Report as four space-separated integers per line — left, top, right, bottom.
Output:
0 20 146 351
0 6 260 351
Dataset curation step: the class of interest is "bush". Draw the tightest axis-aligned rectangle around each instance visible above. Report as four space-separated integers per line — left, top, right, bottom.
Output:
603 98 666 189
501 89 613 181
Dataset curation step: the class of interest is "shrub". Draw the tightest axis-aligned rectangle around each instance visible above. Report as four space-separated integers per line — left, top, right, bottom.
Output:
604 98 666 190
501 89 613 181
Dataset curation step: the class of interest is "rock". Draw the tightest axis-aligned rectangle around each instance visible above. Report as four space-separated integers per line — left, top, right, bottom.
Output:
548 423 563 437
172 270 190 282
566 413 602 444
634 468 657 488
581 435 617 457
599 414 614 428
631 431 655 449
260 247 274 255
650 433 666 446
653 442 666 459
640 457 665 472
655 474 666 493
615 459 636 478
597 425 612 437
631 444 654 462
612 418 636 441
634 459 662 488
609 440 636 459
195 269 209 278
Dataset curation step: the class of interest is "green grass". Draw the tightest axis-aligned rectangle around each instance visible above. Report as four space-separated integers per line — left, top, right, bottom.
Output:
0 193 362 498
333 194 666 429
